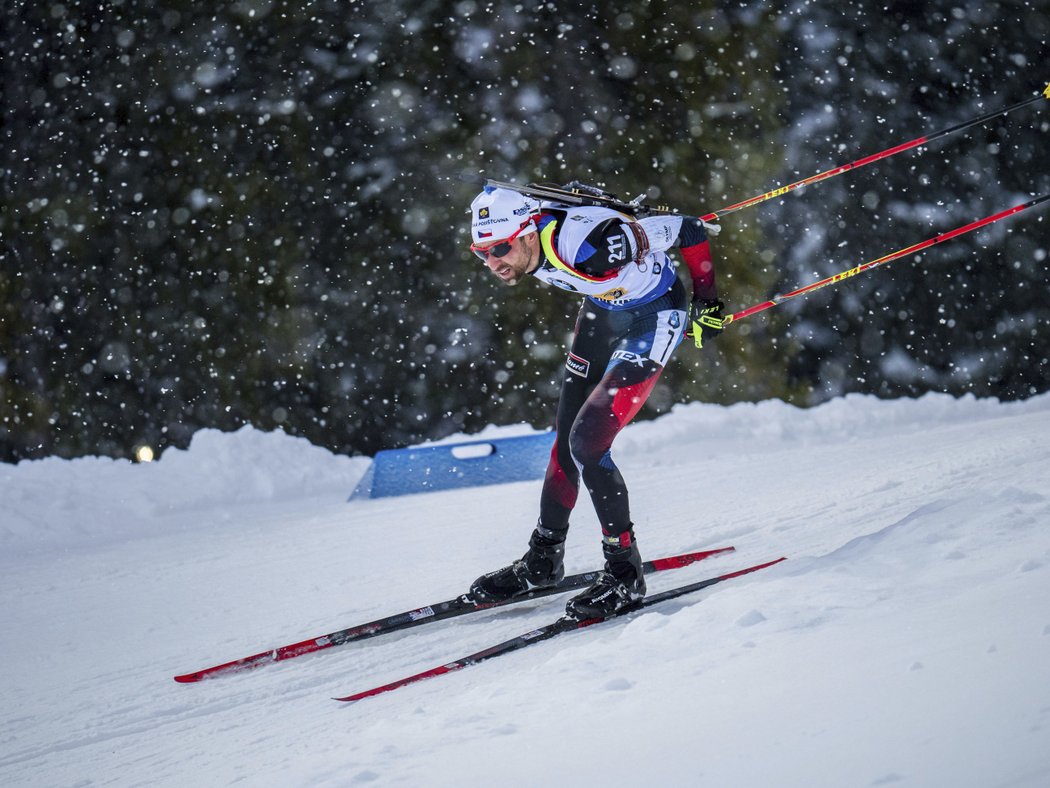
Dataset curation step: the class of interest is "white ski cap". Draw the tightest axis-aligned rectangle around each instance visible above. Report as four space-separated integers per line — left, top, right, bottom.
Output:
470 186 540 244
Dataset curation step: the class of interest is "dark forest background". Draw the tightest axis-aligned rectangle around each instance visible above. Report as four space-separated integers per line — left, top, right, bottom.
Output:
2 0 1048 463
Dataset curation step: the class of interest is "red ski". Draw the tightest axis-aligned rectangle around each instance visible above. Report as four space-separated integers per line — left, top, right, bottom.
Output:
335 556 786 703
174 546 734 683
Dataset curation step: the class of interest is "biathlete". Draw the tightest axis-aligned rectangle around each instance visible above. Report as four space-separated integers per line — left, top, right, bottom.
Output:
467 184 724 619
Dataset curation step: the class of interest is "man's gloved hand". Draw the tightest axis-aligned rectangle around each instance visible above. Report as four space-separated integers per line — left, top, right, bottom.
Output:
688 298 725 349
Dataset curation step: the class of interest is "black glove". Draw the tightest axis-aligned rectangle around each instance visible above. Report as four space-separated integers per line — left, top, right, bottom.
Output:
688 298 725 349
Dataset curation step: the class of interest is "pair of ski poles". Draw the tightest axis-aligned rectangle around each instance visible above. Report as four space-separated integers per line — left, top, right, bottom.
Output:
704 81 1050 327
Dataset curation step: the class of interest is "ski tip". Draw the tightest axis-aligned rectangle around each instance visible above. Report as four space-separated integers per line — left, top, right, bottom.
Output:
754 556 787 568
648 545 734 571
1044 81 1050 99
334 685 397 703
705 555 788 584
174 666 232 683
756 556 788 572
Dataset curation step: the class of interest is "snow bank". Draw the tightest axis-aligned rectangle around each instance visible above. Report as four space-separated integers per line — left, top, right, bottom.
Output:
0 426 369 554
3 392 1046 556
631 390 1050 450
1 391 1049 787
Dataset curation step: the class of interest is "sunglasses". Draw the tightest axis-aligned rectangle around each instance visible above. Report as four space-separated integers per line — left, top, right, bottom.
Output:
470 219 533 261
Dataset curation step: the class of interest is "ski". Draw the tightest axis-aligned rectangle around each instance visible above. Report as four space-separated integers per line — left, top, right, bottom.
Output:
334 556 786 703
483 178 679 218
173 546 734 683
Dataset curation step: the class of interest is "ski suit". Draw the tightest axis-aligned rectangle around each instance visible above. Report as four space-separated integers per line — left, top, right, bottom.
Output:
530 203 715 549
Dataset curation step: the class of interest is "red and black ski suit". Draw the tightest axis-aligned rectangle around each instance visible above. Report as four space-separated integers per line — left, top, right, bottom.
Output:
528 203 717 551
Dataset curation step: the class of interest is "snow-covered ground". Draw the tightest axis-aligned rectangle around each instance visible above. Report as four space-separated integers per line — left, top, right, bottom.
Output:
2 393 1049 787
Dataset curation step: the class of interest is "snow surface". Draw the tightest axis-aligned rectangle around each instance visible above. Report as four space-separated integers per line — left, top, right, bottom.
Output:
2 394 1050 787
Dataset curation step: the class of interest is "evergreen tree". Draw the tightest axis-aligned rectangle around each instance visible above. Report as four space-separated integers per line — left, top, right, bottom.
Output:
2 0 1045 463
769 0 1050 402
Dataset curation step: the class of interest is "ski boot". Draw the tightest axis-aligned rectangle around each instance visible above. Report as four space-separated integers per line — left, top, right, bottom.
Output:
470 532 565 603
565 533 645 620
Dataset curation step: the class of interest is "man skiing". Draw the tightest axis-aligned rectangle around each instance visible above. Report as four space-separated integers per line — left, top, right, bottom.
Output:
467 184 724 619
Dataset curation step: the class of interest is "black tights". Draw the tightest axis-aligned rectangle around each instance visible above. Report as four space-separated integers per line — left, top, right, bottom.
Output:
537 284 686 544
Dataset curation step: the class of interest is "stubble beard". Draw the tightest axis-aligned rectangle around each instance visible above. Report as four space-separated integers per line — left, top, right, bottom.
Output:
496 243 534 287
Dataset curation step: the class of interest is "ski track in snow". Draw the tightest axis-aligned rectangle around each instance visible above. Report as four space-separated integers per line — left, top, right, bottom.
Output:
1 394 1049 786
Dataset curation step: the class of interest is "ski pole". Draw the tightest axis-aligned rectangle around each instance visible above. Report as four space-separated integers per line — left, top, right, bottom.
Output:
701 82 1050 223
722 193 1050 326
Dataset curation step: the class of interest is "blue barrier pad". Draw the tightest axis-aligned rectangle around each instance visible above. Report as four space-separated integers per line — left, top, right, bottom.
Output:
350 432 554 500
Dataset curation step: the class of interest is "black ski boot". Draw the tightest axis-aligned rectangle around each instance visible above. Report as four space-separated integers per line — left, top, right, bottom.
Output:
565 537 646 620
470 533 565 603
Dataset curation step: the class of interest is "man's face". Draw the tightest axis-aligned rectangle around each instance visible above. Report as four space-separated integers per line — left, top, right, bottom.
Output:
478 233 538 286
